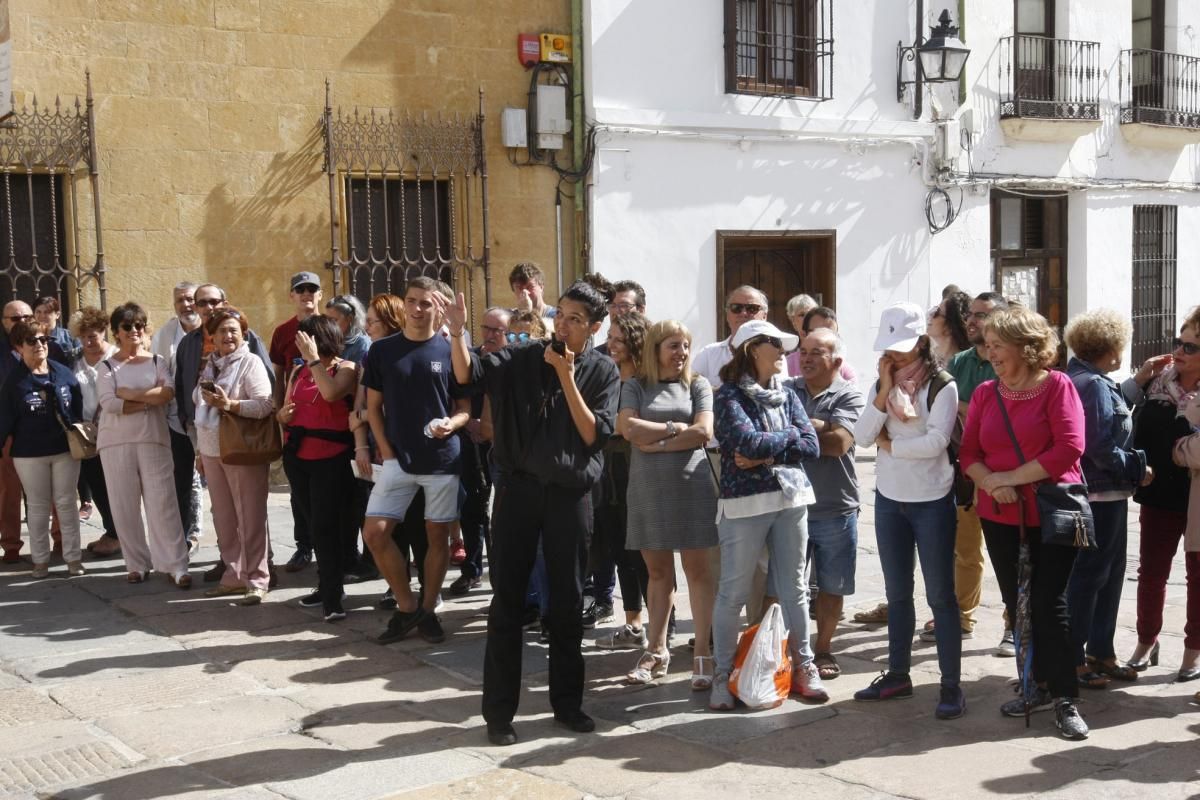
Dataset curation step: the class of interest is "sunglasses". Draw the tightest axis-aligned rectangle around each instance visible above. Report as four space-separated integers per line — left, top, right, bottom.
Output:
1173 337 1200 356
120 322 147 332
5 314 31 322
750 335 784 350
608 302 638 313
195 298 224 308
727 303 764 315
293 284 319 295
481 324 507 335
506 332 530 343
24 335 48 346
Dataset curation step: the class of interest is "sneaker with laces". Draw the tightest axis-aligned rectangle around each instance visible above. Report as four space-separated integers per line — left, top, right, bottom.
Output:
791 660 830 702
935 685 966 719
418 612 446 644
1000 687 1054 717
298 591 323 608
709 671 735 710
1054 698 1089 739
581 601 614 630
852 602 889 624
378 607 427 644
284 550 312 572
854 671 913 701
996 630 1017 657
596 624 648 650
378 588 397 610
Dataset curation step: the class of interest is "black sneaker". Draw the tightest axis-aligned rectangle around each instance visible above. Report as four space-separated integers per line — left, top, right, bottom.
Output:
298 591 323 608
1000 687 1054 717
378 607 427 644
487 722 518 746
324 598 346 622
285 550 312 573
418 612 445 644
448 574 481 596
935 685 966 720
582 602 613 630
1054 698 1089 740
377 588 397 610
538 621 550 644
853 671 914 702
521 605 541 629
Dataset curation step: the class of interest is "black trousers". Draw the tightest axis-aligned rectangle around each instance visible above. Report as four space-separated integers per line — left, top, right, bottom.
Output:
460 459 491 580
78 455 117 538
169 428 198 540
483 473 590 726
982 519 1079 699
283 452 353 610
591 448 647 613
343 477 371 567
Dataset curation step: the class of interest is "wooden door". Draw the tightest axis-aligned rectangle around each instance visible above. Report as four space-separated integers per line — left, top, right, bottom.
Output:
716 231 835 338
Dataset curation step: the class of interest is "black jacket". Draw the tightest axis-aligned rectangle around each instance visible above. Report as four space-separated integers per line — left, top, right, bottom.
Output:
468 340 619 489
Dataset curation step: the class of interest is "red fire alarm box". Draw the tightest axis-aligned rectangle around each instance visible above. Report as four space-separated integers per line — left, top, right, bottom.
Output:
518 34 540 68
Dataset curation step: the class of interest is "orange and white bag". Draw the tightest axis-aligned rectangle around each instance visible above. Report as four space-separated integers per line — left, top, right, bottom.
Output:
728 603 791 709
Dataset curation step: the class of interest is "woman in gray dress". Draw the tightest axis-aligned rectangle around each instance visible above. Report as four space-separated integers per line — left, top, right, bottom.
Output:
619 320 718 690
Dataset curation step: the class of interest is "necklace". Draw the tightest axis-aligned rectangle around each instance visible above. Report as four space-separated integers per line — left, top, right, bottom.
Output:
998 376 1050 401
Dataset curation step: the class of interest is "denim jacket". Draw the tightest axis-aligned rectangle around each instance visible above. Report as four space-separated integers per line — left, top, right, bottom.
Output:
1067 357 1146 494
712 381 819 500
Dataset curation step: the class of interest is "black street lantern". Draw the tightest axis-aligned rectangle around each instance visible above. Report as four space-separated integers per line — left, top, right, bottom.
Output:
897 7 971 118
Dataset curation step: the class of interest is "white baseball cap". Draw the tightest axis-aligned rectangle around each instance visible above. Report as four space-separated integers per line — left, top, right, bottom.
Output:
730 319 799 352
873 302 926 353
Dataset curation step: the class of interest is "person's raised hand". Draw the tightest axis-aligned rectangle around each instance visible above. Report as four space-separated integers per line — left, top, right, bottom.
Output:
296 330 319 363
432 292 468 336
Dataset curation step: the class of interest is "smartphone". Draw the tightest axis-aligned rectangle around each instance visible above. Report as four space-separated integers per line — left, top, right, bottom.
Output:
199 380 216 393
550 337 566 356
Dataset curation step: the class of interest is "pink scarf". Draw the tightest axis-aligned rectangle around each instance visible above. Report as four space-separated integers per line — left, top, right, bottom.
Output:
885 359 931 422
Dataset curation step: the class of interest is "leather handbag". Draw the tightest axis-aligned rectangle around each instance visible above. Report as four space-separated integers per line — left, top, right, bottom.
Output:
994 382 1096 550
50 390 98 461
219 412 282 465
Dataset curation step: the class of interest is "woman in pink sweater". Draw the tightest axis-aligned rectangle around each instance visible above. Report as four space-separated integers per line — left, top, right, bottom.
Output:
959 307 1087 740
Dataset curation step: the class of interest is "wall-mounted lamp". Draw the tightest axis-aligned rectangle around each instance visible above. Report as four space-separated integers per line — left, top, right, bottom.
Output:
897 8 970 120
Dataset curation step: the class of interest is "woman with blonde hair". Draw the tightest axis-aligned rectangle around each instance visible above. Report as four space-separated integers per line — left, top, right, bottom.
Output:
1064 309 1150 688
618 320 718 688
960 306 1088 739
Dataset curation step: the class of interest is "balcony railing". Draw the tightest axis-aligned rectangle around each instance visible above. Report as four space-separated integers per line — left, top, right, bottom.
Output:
1120 49 1200 129
999 35 1100 121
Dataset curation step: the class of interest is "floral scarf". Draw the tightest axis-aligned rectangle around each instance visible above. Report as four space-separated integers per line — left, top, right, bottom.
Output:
1147 366 1199 419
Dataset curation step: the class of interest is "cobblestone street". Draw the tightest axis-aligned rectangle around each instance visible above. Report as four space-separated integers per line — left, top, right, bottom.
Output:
1 456 1196 799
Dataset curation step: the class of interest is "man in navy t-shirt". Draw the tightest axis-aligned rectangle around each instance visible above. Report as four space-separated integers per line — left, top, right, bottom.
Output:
364 277 469 646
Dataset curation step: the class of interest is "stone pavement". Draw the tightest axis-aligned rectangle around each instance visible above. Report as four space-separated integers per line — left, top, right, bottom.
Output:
0 457 1197 799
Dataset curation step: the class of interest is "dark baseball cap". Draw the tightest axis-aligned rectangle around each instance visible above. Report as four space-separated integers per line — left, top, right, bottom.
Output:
290 271 322 291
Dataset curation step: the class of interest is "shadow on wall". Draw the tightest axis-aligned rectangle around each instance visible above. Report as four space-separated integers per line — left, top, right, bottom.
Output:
199 122 326 321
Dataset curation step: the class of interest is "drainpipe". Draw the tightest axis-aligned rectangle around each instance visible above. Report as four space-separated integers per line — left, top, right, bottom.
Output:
572 0 586 278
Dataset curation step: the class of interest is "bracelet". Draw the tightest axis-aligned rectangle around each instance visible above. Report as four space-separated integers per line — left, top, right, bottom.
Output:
354 445 371 451
308 360 321 369
666 420 678 438
448 328 464 338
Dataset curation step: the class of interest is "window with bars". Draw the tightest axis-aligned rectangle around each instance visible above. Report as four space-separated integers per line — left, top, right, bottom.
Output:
724 0 833 99
0 174 71 314
1131 205 1177 365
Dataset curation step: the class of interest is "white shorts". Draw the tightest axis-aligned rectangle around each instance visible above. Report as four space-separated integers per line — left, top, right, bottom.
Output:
365 459 460 523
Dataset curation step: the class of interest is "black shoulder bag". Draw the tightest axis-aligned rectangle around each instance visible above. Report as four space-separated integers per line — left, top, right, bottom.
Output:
993 382 1096 549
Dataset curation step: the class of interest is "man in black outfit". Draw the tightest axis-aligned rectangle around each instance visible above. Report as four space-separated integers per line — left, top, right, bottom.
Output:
438 279 620 747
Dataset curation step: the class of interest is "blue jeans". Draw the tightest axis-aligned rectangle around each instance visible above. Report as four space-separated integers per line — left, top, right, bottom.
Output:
713 503 813 674
875 490 960 686
1067 498 1127 663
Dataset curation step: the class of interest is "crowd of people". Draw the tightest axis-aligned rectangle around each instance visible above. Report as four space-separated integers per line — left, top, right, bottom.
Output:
0 263 1198 747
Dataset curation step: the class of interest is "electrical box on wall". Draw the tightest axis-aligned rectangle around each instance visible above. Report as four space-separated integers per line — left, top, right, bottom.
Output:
501 108 527 148
535 84 571 150
517 33 541 67
539 33 571 63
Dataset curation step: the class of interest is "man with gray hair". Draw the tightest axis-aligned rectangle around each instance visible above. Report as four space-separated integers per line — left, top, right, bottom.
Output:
693 285 770 388
787 328 866 679
153 282 204 553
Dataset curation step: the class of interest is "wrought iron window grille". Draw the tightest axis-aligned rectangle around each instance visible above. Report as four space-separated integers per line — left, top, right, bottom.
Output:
1120 49 1200 129
321 82 490 317
0 72 106 313
724 0 833 100
1131 205 1177 366
999 35 1099 121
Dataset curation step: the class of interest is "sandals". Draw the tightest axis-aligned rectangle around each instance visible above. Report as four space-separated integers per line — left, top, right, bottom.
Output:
626 650 670 684
1091 656 1138 682
691 656 714 691
1076 665 1110 690
172 573 192 590
814 651 841 680
127 571 148 584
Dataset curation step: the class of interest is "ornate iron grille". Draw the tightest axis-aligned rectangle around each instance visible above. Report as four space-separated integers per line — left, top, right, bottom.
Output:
724 0 833 100
322 82 490 315
999 35 1099 120
1131 205 1177 366
0 72 106 313
1120 49 1200 128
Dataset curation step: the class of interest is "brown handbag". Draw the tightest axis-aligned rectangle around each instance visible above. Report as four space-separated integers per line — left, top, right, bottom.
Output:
218 411 282 465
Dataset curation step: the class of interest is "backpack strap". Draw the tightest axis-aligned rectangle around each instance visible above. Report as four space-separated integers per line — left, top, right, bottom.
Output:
926 369 955 411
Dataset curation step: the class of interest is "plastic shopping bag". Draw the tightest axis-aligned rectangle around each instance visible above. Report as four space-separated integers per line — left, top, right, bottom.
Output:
728 603 791 709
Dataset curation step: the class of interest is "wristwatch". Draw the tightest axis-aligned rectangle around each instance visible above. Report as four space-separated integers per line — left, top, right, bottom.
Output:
307 359 321 369
665 420 678 438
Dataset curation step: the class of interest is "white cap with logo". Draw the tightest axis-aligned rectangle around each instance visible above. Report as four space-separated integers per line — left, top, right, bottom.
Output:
730 319 800 352
872 302 927 353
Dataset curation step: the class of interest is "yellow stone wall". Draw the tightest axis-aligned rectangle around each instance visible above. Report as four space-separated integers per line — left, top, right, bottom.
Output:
11 0 575 335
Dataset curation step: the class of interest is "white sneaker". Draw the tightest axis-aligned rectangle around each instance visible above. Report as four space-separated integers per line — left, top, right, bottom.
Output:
791 660 830 702
996 630 1017 657
709 671 735 710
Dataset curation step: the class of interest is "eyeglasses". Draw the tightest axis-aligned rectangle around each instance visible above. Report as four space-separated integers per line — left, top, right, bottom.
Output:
968 311 991 321
119 322 148 332
195 298 224 308
481 324 507 336
727 303 764 316
506 332 530 343
751 336 784 350
5 314 31 322
1173 337 1200 356
24 335 48 346
293 284 319 295
608 302 637 313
